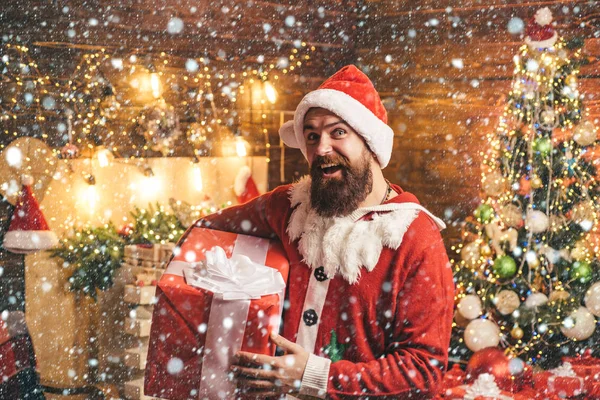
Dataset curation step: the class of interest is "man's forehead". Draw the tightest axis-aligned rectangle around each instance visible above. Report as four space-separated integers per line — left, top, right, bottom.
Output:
304 107 346 127
304 107 345 123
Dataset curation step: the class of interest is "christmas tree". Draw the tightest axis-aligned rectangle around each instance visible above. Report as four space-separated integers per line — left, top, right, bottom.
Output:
451 8 600 368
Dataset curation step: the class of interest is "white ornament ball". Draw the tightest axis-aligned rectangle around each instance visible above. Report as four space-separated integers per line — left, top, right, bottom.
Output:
525 292 549 309
526 210 549 233
573 121 597 146
584 282 600 317
495 290 521 315
464 319 501 352
458 295 483 320
461 242 481 268
561 307 596 341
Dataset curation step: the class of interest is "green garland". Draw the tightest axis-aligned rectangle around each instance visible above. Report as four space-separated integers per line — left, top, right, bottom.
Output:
127 202 186 245
49 223 124 301
50 202 188 300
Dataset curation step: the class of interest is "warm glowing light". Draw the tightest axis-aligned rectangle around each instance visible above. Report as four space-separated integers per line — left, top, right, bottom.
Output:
150 73 161 99
263 81 277 104
82 183 98 213
95 146 113 168
235 137 248 157
192 163 203 192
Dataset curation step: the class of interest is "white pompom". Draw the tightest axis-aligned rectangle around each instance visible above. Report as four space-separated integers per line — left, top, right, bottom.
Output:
21 175 34 186
535 7 553 26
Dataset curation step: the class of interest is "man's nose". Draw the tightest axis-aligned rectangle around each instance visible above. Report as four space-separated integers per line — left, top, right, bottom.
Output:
315 134 333 156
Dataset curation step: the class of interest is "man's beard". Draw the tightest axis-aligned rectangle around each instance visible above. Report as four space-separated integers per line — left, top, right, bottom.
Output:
310 150 373 218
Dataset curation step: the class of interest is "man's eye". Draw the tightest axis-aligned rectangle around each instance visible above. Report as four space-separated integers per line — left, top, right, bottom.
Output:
307 133 319 142
332 129 346 136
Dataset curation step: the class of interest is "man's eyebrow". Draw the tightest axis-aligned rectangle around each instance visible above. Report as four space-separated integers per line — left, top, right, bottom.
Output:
303 120 346 131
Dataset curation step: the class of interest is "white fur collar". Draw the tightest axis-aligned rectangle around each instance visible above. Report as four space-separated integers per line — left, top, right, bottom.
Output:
286 176 426 284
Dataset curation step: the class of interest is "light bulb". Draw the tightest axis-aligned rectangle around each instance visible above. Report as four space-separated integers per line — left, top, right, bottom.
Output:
150 73 161 99
95 147 112 168
263 81 277 104
235 138 247 157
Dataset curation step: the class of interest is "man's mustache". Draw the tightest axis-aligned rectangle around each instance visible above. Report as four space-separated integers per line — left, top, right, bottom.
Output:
310 155 350 170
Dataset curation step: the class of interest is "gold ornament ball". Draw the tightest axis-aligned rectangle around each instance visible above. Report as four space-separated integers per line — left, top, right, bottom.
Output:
531 176 543 189
570 244 588 261
511 326 524 340
501 204 523 228
549 290 570 303
528 256 540 268
481 244 493 257
573 121 597 147
566 75 577 87
495 290 521 315
483 172 505 196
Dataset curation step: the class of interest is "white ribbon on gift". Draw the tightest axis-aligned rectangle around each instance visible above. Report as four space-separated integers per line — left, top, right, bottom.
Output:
464 373 513 400
166 236 285 400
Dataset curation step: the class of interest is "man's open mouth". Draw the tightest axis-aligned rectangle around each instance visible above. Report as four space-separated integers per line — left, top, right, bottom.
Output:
320 163 343 175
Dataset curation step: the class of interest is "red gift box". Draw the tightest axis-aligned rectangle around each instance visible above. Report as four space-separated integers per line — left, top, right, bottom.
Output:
144 227 289 400
563 349 600 378
532 366 585 399
441 364 467 393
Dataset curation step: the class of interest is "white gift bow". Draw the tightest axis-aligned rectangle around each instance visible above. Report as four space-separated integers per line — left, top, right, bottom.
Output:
184 246 286 300
464 373 513 400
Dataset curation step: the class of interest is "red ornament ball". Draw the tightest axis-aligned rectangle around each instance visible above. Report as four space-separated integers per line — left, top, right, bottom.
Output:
60 143 80 159
467 347 532 392
118 223 134 237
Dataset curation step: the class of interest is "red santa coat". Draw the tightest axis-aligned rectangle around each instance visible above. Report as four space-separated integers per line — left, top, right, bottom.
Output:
200 177 454 399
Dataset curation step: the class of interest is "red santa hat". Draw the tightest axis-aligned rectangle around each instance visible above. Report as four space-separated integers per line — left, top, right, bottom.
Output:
2 176 58 254
525 7 558 49
279 65 394 168
234 166 260 204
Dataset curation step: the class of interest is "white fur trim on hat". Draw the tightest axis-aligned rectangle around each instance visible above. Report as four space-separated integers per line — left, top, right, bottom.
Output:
234 166 252 196
3 230 58 254
279 88 394 168
525 31 558 49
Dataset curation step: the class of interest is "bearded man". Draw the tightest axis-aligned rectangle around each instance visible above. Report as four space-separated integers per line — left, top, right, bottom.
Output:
199 65 454 399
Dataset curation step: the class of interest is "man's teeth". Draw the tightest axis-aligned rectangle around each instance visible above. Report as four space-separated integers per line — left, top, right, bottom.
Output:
320 163 339 169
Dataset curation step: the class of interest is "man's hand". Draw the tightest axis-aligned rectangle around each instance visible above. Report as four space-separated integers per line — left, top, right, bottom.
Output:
231 332 309 398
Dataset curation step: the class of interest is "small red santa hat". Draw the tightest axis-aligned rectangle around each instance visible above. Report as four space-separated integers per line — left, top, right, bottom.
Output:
279 65 394 168
2 176 58 254
525 7 558 49
234 166 260 204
